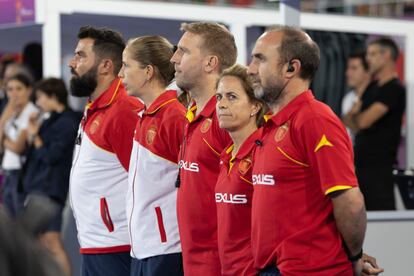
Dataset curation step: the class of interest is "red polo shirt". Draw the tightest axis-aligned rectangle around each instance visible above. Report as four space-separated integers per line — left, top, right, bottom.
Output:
216 129 262 276
251 91 357 275
177 96 231 276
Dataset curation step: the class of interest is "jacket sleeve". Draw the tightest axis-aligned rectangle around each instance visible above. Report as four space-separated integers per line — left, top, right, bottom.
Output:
107 103 139 171
35 117 79 165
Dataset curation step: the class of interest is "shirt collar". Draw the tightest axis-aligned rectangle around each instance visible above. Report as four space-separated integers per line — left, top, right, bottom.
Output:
185 96 216 123
144 90 178 115
220 127 263 162
87 78 123 111
268 90 314 126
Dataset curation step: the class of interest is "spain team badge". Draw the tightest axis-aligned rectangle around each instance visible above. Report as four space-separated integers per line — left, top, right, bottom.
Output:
238 155 252 175
90 115 102 134
275 121 289 142
200 118 212 133
146 126 157 145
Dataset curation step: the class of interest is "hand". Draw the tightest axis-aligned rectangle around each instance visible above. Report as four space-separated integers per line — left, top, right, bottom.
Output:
353 259 364 276
350 98 362 115
0 101 16 126
361 253 384 275
27 112 40 137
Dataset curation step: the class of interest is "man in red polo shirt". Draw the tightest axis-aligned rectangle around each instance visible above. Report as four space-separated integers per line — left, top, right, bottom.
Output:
247 26 383 276
170 22 237 275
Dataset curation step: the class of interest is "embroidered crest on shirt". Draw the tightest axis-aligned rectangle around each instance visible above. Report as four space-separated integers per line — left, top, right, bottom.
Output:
314 134 333 152
200 118 212 133
146 126 157 145
275 121 289 142
90 115 102 134
238 155 252 175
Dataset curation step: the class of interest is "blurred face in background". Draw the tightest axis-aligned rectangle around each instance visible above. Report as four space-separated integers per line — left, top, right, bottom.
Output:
366 44 387 76
346 58 370 89
35 90 56 113
6 79 31 109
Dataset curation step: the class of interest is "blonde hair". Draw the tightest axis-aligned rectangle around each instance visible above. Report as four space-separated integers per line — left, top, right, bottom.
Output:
181 22 237 73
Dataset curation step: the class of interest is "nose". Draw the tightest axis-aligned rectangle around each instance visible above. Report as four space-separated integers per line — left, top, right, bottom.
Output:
118 66 124 78
170 51 179 65
68 57 76 69
247 61 257 76
217 97 228 110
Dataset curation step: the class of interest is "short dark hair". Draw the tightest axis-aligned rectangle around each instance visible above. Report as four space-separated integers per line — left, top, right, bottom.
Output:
348 51 369 71
6 73 32 88
35 78 68 107
369 37 399 61
78 25 125 75
267 25 320 81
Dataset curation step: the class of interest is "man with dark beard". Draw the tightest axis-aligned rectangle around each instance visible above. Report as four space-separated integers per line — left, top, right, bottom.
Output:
247 26 382 276
68 26 143 276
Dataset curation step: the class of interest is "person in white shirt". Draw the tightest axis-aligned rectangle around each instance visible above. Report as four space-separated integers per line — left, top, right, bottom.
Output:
0 73 39 216
341 51 371 142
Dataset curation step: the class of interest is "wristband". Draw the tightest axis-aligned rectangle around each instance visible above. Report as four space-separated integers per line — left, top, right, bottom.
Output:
348 248 363 262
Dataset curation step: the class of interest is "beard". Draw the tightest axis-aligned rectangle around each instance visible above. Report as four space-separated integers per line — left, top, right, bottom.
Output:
253 76 285 107
175 73 193 93
69 65 98 98
174 67 202 95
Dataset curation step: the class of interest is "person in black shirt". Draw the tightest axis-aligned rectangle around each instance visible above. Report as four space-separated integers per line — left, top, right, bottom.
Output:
23 78 81 275
344 37 406 211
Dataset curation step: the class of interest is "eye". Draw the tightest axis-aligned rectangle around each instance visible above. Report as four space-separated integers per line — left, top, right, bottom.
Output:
228 93 237 101
215 94 222 101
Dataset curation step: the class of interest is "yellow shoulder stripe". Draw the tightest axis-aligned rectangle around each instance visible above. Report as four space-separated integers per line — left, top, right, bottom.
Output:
314 134 333 153
186 105 197 122
325 185 353 195
263 114 272 122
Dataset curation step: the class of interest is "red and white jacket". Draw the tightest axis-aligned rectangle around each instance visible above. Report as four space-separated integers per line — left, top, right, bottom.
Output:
127 90 186 259
70 79 144 254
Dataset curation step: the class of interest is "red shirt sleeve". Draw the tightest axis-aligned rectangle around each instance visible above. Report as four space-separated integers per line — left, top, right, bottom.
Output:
107 101 140 171
298 115 358 195
160 104 186 163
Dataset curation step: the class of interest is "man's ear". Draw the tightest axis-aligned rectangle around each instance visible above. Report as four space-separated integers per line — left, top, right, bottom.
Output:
285 59 301 79
98 59 114 75
204 55 219 73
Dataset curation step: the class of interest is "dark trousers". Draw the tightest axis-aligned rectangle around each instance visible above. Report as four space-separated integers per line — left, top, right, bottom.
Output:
130 252 183 276
82 252 131 276
356 164 395 210
259 266 282 276
2 170 24 217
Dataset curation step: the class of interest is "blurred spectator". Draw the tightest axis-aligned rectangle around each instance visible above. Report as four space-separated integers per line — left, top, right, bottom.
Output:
341 51 371 142
0 62 34 114
22 42 43 82
0 74 39 216
0 203 64 276
21 78 81 276
343 37 406 211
